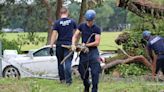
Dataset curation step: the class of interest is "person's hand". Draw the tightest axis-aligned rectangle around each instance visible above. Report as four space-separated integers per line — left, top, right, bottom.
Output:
49 47 54 56
82 43 86 46
81 43 89 53
71 44 76 51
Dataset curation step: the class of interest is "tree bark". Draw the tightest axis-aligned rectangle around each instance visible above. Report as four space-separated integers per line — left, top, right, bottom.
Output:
42 0 53 45
103 55 152 70
42 0 63 44
78 0 87 24
117 0 164 19
102 45 152 70
56 0 63 20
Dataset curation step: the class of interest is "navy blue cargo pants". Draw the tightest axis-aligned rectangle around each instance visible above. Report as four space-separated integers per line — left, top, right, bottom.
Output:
56 46 73 84
79 48 101 92
156 55 164 74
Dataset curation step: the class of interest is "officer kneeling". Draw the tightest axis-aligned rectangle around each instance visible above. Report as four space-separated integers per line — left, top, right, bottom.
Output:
72 10 101 92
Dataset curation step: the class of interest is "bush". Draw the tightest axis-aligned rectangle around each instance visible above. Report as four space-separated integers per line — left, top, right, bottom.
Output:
115 63 150 77
16 32 46 50
0 33 20 53
0 38 20 53
105 61 150 77
0 39 20 53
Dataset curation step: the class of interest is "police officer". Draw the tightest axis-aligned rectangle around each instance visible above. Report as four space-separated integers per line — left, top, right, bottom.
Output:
72 10 101 92
50 7 77 85
142 30 164 77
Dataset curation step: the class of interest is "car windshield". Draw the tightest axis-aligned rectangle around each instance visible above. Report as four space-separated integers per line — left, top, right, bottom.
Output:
33 47 56 57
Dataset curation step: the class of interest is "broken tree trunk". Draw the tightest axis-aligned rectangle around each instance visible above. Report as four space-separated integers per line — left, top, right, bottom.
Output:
102 45 152 70
103 55 152 70
102 44 153 72
117 0 164 19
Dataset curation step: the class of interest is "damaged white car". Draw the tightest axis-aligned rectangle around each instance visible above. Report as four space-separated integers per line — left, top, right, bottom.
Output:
1 45 112 79
2 45 60 79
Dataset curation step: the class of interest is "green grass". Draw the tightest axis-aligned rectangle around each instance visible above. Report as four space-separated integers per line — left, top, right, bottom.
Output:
99 32 122 51
3 32 122 51
0 77 164 92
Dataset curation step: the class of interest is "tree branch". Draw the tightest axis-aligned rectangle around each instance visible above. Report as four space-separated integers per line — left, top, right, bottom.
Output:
117 0 164 19
103 55 152 70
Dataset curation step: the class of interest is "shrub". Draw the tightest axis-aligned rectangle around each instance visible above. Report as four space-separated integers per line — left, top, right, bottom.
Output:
115 63 150 77
0 33 20 53
0 38 20 53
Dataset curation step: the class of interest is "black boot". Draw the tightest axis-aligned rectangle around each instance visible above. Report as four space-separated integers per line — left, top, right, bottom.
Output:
83 80 90 92
84 87 90 92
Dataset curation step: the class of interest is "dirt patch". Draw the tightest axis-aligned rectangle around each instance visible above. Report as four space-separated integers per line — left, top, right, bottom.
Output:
0 82 30 92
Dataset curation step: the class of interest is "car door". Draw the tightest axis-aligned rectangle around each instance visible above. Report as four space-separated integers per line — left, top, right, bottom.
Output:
21 47 58 78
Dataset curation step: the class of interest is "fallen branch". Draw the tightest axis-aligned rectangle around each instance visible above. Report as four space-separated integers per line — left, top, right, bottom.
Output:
103 33 152 70
102 44 152 70
117 0 164 19
103 55 151 70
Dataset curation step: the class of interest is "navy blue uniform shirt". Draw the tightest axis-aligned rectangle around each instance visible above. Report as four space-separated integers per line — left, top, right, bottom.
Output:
78 23 101 62
78 23 101 49
53 18 77 45
147 36 164 58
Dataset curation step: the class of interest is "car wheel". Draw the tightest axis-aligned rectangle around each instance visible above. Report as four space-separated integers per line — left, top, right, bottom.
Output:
72 65 80 77
3 66 20 79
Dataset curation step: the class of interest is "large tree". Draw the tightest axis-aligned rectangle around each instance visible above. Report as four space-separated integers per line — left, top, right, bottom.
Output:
78 0 87 24
42 0 63 44
56 0 63 20
42 0 53 44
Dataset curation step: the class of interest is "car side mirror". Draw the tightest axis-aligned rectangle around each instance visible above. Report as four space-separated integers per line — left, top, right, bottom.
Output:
27 51 34 59
28 52 34 59
30 54 34 59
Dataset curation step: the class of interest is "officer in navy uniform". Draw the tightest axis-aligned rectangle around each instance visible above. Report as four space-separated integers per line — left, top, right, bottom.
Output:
72 10 101 92
50 7 77 85
142 30 164 77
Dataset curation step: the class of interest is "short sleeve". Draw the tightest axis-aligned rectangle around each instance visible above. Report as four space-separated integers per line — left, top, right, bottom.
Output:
72 20 77 30
78 24 83 32
95 26 101 35
52 21 59 32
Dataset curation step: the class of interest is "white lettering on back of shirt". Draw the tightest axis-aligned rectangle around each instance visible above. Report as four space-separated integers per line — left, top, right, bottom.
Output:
60 20 71 26
150 36 161 45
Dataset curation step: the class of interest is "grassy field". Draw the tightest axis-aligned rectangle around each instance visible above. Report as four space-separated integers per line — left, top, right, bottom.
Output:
4 32 121 51
0 76 164 92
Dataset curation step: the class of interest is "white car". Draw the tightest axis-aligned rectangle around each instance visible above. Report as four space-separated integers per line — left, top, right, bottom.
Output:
2 45 77 79
1 45 113 79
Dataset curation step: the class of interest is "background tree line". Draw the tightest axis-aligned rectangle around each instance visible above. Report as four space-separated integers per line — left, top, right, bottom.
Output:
0 0 164 46
0 0 139 32
0 0 163 32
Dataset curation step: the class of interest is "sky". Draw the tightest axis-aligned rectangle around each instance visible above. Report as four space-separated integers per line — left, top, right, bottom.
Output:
74 0 82 2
